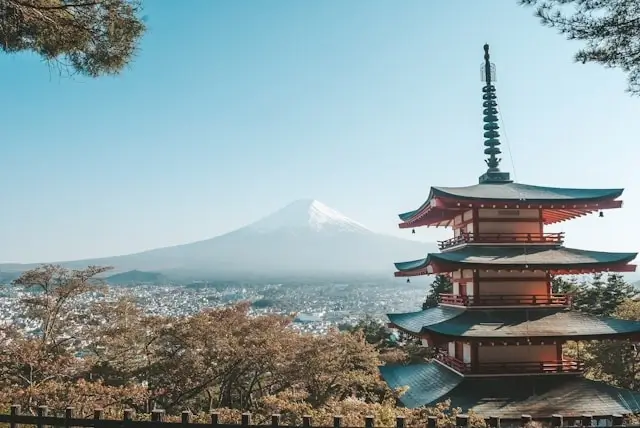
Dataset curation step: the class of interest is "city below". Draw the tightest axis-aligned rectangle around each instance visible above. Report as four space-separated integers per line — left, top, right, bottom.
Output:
0 279 428 335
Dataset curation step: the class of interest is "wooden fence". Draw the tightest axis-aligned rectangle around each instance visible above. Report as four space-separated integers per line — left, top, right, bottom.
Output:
0 405 632 428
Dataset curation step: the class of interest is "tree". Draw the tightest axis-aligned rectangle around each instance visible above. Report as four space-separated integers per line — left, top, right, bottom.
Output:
572 273 635 316
551 275 578 295
341 316 394 349
2 265 147 414
521 0 640 95
423 275 453 309
0 0 146 77
584 299 640 390
12 264 111 347
1 265 479 423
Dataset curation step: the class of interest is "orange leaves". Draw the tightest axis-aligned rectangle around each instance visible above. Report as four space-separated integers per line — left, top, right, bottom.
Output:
1 265 458 422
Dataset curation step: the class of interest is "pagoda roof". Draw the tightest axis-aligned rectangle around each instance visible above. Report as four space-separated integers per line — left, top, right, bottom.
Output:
387 307 640 340
380 362 640 417
398 182 624 228
394 246 637 276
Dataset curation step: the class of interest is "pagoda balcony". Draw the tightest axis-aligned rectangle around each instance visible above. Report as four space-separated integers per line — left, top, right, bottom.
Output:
438 232 565 250
435 351 584 375
439 293 571 307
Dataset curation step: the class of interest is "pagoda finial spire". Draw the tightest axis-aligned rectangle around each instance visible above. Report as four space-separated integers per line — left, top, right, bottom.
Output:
478 44 511 184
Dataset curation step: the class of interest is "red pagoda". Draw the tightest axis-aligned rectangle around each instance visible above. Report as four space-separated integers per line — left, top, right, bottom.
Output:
380 45 640 419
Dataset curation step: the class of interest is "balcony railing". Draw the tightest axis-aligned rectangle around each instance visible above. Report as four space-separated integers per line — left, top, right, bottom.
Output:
438 232 565 250
439 293 572 307
435 350 468 373
435 351 584 375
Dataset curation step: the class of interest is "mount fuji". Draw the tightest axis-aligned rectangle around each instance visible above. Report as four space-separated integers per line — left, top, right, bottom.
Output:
0 200 436 279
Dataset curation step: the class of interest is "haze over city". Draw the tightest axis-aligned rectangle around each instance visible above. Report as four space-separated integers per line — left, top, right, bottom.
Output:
0 1 638 265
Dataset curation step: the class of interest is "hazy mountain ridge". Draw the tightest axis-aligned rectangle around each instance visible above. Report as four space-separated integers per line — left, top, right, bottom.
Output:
0 200 436 279
105 270 169 285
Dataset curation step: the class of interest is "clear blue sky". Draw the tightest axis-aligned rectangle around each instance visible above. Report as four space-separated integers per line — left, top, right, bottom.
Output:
1 0 639 263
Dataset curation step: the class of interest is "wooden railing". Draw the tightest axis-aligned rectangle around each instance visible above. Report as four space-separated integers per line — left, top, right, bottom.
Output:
439 293 571 307
438 232 565 250
474 359 585 374
435 351 584 375
435 350 468 373
0 405 629 427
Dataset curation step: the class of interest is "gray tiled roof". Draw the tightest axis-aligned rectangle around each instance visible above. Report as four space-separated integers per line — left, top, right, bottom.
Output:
379 362 463 409
387 306 463 333
380 363 640 418
388 307 640 338
398 183 623 220
395 246 638 272
431 183 623 202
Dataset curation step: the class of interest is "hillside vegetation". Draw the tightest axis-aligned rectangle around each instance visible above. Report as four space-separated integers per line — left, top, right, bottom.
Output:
1 265 639 426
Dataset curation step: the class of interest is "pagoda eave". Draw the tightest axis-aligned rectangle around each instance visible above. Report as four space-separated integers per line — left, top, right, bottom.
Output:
387 307 640 340
380 362 640 417
389 323 640 343
417 329 640 344
394 246 637 277
394 262 637 277
398 198 623 229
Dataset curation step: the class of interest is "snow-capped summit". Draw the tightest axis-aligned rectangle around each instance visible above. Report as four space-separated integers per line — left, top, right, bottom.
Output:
246 199 371 234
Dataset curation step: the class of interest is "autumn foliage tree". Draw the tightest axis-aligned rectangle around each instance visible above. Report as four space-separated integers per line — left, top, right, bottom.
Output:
1 265 148 414
1 265 404 419
0 0 146 76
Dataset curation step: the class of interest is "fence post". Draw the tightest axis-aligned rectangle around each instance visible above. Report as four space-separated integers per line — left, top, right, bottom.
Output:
487 416 500 428
182 411 191 425
271 415 280 427
365 416 374 428
521 415 532 426
581 415 593 427
302 416 312 428
151 409 165 423
333 416 342 428
210 412 219 427
37 405 48 428
241 413 251 427
456 415 468 427
427 416 437 428
551 414 563 427
10 404 20 428
612 415 624 427
396 416 405 428
65 407 74 428
93 409 103 428
123 409 133 422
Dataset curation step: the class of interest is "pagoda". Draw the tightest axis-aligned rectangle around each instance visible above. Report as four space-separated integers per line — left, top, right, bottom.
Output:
380 45 640 420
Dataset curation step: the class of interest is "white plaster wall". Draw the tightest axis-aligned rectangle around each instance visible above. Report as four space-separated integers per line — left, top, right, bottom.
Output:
463 344 471 364
465 282 474 296
452 269 475 279
448 342 455 357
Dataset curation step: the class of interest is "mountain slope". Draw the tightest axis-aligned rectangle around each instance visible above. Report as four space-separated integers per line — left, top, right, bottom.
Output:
0 199 436 278
105 270 169 285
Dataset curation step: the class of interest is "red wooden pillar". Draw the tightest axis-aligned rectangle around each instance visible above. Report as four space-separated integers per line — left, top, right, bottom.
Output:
556 341 563 361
